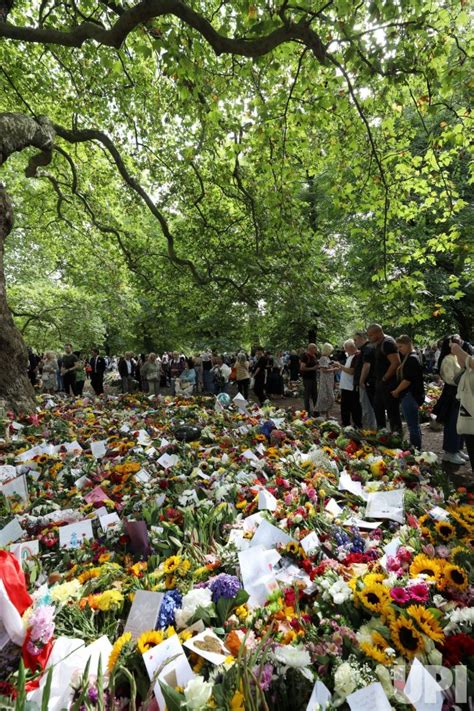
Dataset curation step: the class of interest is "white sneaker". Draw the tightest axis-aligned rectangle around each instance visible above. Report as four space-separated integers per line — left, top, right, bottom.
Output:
457 451 469 462
442 452 465 465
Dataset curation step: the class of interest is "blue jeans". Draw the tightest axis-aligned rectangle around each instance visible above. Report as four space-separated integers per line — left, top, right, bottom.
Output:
443 399 463 454
401 391 421 449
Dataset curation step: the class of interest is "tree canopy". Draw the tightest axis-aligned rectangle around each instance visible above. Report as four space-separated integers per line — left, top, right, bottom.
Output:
0 0 473 360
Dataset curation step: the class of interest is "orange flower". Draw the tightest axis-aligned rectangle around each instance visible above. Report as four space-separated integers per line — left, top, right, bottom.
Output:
226 630 243 657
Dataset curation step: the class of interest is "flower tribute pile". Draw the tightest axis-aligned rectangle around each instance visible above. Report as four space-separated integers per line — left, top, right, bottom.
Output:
0 393 472 710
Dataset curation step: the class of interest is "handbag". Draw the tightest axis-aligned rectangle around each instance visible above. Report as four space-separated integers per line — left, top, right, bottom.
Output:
432 383 457 424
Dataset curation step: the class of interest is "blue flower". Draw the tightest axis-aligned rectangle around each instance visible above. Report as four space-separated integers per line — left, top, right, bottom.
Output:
209 574 241 603
157 589 182 629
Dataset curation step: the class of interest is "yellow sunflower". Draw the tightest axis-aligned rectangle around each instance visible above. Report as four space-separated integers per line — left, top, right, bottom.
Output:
441 563 468 592
390 617 425 659
78 567 102 584
406 605 445 643
108 632 132 672
434 520 456 541
359 582 391 614
178 558 191 576
137 630 165 655
360 642 393 666
409 554 443 582
285 541 300 555
163 555 181 574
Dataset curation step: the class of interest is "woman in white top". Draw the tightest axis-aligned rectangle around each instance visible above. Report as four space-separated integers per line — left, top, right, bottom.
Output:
436 336 468 465
234 352 250 399
337 339 362 427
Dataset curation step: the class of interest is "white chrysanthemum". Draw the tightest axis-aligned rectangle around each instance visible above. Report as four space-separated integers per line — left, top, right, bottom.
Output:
274 645 311 668
444 607 474 634
328 579 352 605
414 451 437 464
174 588 213 629
183 676 213 709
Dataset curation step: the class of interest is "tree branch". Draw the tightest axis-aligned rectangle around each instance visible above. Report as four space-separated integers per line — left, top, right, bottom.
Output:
0 0 327 63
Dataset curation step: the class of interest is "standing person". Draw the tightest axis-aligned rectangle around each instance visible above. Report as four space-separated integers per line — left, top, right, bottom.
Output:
201 352 213 393
193 353 203 393
354 331 377 430
266 351 284 397
434 336 466 465
235 352 251 400
316 343 338 418
300 343 319 416
288 350 300 383
40 352 58 393
141 353 161 395
338 339 362 427
367 324 402 433
73 353 86 396
212 356 231 394
252 347 268 405
450 341 474 473
390 336 425 450
61 343 78 396
118 352 135 393
169 352 185 395
89 348 106 396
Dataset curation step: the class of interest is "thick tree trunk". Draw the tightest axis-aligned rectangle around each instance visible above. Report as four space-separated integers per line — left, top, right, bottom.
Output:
0 185 36 412
0 113 56 412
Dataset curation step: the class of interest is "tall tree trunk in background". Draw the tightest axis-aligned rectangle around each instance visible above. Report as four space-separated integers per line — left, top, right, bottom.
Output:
0 113 55 412
0 185 35 411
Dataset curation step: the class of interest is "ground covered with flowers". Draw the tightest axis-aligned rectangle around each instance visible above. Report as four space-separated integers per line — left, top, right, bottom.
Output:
0 394 472 710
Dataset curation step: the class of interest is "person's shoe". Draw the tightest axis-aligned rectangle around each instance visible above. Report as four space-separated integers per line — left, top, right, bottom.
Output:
457 451 469 462
442 452 465 465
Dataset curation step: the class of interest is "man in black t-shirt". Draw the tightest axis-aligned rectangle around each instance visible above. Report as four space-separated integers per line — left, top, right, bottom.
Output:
300 343 319 416
367 324 402 433
61 343 78 396
354 332 377 430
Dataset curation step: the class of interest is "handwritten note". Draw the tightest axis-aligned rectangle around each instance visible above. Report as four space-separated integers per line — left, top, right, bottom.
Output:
347 682 391 711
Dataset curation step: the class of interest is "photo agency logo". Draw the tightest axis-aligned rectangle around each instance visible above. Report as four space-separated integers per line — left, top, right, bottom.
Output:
392 662 468 706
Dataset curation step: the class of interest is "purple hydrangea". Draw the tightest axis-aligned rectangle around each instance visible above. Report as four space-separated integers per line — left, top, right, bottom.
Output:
157 589 182 628
209 574 241 603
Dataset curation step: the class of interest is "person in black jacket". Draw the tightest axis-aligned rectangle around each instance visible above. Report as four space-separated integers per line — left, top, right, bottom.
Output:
89 348 106 395
118 352 136 393
391 335 425 449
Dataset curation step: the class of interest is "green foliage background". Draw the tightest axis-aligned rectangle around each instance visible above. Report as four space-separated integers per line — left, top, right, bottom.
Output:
0 0 472 353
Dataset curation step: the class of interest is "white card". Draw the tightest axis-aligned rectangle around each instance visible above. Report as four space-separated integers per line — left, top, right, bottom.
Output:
250 519 295 549
403 658 443 711
1 474 28 501
160 438 170 448
59 519 94 549
0 465 17 484
238 546 279 607
9 539 39 563
0 518 25 546
325 498 343 517
366 489 405 523
306 679 332 710
183 628 230 665
429 507 449 522
135 469 151 483
300 531 320 554
338 471 367 500
157 453 179 469
258 490 278 511
124 590 164 639
90 440 107 459
242 449 259 461
75 475 91 490
347 682 392 711
119 424 131 433
99 513 120 531
143 634 194 711
137 429 151 446
344 516 383 530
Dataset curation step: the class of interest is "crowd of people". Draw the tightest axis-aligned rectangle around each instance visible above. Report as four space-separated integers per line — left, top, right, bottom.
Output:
26 324 474 473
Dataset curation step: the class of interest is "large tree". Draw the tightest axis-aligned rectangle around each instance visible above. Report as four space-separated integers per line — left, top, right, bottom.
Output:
0 1 472 408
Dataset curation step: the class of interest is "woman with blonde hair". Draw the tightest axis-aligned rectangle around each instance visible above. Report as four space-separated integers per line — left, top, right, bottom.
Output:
41 351 58 393
140 353 161 396
316 343 338 418
390 335 424 449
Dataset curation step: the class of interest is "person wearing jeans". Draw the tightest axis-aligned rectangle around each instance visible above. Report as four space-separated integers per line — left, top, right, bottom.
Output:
367 324 402 433
391 335 424 449
451 342 474 473
300 343 319 416
437 336 467 465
